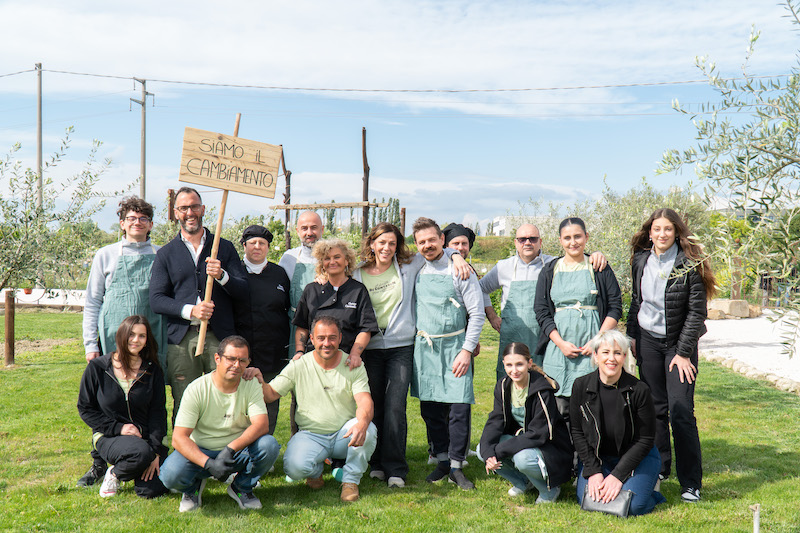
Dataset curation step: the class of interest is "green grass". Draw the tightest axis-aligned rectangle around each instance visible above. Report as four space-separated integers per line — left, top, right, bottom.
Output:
2 314 800 531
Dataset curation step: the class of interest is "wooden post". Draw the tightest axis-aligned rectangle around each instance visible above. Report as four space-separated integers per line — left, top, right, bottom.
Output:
361 127 369 236
400 207 406 236
167 189 176 223
282 149 292 251
195 114 240 356
5 290 14 366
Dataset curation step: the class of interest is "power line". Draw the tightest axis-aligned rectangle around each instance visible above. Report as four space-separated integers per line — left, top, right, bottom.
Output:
0 69 34 79
38 68 791 94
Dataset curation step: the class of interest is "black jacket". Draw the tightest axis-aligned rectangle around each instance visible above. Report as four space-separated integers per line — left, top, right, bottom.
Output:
234 261 291 373
149 229 248 345
293 277 379 353
479 370 574 489
627 246 707 358
569 369 656 482
77 354 168 455
534 255 623 355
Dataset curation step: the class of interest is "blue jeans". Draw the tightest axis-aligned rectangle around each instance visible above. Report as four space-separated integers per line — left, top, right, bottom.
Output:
363 345 412 478
283 418 377 485
576 446 667 516
159 434 280 494
477 435 559 501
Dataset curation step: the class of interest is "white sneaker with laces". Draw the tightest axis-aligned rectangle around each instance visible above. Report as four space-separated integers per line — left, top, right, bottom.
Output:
99 467 120 498
179 478 207 512
369 470 386 481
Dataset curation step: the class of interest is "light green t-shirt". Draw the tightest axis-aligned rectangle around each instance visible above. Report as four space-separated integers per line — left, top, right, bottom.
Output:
511 383 527 427
361 264 401 329
174 373 268 451
269 351 371 435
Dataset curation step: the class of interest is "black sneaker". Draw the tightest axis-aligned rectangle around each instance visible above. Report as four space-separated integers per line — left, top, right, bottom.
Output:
426 461 450 483
681 487 701 503
76 464 107 487
448 468 475 490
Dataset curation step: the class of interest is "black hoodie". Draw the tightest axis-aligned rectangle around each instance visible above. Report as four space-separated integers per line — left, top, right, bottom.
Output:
479 370 574 489
77 354 168 455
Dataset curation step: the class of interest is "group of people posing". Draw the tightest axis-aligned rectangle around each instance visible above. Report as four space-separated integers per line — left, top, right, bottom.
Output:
76 186 715 517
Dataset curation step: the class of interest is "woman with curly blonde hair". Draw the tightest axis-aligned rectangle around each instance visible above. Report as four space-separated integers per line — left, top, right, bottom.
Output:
292 238 378 369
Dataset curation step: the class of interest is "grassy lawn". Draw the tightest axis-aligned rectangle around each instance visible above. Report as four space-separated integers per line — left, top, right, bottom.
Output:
1 313 799 532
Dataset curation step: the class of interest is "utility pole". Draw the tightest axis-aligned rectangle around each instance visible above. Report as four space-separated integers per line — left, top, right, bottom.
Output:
36 63 42 210
361 127 369 236
130 79 153 200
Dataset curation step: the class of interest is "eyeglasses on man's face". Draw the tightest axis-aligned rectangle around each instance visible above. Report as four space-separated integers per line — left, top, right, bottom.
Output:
516 236 540 244
220 354 250 366
175 204 203 214
124 216 151 224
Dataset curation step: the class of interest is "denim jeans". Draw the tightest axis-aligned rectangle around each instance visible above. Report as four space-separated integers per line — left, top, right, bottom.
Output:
363 345 412 478
477 435 559 501
159 434 280 493
576 446 667 516
283 418 377 485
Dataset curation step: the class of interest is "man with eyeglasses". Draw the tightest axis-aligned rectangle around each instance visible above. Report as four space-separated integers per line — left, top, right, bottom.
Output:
78 196 167 488
480 224 606 379
159 335 280 512
150 187 248 417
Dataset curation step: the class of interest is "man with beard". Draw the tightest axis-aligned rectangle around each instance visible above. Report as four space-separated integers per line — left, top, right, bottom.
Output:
150 187 248 415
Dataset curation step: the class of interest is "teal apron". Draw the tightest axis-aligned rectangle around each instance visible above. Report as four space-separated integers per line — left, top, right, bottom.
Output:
287 258 316 357
542 259 599 397
496 258 542 379
411 261 473 404
97 242 167 367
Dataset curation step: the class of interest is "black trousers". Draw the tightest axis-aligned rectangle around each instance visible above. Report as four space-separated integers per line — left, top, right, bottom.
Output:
95 435 168 498
420 401 470 463
638 329 703 489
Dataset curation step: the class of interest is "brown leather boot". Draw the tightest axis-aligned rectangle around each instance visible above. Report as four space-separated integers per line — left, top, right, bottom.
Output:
340 482 359 502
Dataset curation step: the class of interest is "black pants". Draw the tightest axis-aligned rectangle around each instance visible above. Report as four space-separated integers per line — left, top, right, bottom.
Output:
364 346 413 479
95 435 168 498
638 329 703 489
420 401 470 463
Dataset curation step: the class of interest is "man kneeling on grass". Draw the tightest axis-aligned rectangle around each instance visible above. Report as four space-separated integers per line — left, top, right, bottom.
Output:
159 335 280 512
247 315 376 502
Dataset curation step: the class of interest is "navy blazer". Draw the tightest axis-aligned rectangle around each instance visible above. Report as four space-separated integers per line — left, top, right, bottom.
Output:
149 229 248 345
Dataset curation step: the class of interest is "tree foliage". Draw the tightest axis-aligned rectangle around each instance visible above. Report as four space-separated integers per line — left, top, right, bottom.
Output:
658 1 800 352
0 128 114 291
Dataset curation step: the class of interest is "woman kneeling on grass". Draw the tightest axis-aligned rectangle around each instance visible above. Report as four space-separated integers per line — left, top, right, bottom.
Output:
77 315 168 499
478 342 573 502
570 330 666 516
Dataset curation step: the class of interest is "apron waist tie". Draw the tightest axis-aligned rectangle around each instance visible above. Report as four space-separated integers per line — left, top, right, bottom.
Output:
555 301 598 317
416 328 466 348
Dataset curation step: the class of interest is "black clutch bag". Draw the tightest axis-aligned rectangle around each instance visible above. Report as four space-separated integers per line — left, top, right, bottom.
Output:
580 489 634 518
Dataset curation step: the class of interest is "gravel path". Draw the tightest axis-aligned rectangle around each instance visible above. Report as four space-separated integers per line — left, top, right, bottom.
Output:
700 309 800 390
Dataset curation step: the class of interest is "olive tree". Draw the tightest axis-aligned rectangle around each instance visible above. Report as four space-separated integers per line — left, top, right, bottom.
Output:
658 2 800 351
0 128 115 292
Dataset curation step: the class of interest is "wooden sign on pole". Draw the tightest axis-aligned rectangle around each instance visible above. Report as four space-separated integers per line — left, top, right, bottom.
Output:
179 127 282 199
186 116 282 356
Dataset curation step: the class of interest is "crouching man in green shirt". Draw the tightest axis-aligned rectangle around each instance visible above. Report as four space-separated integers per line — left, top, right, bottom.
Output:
249 315 376 502
159 335 280 512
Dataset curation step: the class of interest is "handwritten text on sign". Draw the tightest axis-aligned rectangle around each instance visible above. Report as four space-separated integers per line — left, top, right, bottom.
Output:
179 127 282 199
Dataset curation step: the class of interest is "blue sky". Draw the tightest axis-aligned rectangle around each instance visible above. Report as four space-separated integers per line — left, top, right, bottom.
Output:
1 0 798 234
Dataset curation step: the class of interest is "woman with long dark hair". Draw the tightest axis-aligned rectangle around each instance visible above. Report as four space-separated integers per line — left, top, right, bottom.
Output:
627 208 716 503
77 315 168 499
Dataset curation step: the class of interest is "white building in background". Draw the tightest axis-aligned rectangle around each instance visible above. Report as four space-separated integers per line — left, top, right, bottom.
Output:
489 215 552 236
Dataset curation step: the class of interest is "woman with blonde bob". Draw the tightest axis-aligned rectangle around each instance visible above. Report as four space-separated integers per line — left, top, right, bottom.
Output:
627 208 715 503
292 238 378 368
570 330 666 516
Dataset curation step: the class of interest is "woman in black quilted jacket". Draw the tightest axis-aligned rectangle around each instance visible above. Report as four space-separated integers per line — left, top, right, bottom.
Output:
627 208 716 503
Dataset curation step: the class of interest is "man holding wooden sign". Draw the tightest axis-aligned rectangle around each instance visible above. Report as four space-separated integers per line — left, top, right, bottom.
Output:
149 187 248 415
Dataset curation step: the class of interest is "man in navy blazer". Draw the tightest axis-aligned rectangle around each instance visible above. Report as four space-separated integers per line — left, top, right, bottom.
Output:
150 187 248 414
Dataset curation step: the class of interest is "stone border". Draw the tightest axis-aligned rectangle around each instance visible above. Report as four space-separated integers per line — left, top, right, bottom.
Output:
701 351 800 396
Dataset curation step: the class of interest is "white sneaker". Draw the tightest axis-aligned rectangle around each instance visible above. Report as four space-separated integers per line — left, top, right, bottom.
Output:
369 470 386 481
99 467 120 498
387 476 405 488
508 481 533 497
536 486 561 504
179 478 207 512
